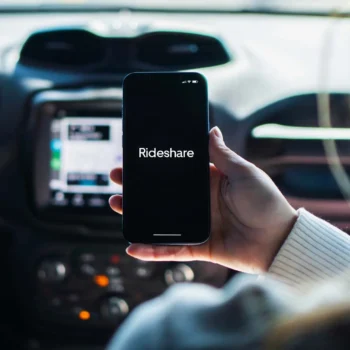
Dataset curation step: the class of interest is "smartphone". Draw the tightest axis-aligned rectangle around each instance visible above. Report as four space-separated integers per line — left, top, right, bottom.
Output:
122 72 210 245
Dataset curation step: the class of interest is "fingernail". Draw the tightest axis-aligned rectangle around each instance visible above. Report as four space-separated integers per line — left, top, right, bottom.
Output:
108 195 118 206
213 126 223 139
126 244 151 255
125 246 133 255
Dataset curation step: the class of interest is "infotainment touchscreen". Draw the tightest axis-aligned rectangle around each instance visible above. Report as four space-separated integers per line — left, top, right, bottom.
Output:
49 116 122 209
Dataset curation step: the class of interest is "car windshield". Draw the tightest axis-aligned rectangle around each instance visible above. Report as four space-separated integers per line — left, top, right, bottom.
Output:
0 0 348 14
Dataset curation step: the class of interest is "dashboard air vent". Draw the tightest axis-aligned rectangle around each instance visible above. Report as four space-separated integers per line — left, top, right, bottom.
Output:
246 95 350 200
135 32 230 69
19 29 106 68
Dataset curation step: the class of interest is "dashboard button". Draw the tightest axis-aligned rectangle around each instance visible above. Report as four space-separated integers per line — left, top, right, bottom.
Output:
72 194 84 207
88 197 106 207
135 266 153 278
100 297 129 320
37 261 67 282
165 264 194 285
52 191 69 206
106 266 121 277
80 263 96 276
134 261 155 278
108 277 124 293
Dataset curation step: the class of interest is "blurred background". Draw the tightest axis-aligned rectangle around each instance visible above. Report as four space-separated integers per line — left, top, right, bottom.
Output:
0 0 349 349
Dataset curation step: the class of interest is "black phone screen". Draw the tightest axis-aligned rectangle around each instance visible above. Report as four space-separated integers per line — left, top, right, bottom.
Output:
122 72 210 244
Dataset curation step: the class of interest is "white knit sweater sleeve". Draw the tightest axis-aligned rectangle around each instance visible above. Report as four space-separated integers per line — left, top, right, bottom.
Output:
268 208 350 288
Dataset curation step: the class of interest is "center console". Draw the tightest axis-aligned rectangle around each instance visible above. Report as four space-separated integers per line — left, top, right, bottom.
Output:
13 88 229 348
34 244 228 328
10 232 228 349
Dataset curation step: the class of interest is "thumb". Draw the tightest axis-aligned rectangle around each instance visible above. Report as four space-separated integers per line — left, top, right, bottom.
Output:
209 127 252 177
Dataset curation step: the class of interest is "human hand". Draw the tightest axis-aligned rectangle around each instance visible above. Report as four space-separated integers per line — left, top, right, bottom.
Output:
109 127 298 274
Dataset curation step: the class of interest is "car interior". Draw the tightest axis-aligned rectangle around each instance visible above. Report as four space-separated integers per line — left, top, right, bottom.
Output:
0 1 349 349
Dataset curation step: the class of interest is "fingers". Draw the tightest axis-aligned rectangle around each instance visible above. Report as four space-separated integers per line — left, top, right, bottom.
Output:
109 195 122 214
126 244 209 262
209 127 254 177
110 167 122 185
109 169 123 213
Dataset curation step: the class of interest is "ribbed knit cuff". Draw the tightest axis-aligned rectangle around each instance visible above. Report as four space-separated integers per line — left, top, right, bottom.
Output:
268 208 350 288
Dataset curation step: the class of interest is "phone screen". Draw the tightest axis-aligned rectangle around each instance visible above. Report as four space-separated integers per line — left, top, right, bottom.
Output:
122 72 210 244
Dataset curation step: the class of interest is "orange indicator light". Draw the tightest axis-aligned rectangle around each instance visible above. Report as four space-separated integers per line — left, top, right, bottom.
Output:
79 310 90 321
94 275 109 287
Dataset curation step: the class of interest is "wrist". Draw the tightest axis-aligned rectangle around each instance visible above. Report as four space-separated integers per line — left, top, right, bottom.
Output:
262 207 299 272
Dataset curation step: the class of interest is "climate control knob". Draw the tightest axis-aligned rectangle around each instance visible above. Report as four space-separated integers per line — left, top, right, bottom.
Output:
164 264 194 285
100 297 129 320
37 261 67 282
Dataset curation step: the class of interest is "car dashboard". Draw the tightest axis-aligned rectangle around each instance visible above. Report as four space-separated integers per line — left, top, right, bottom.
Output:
0 8 349 350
